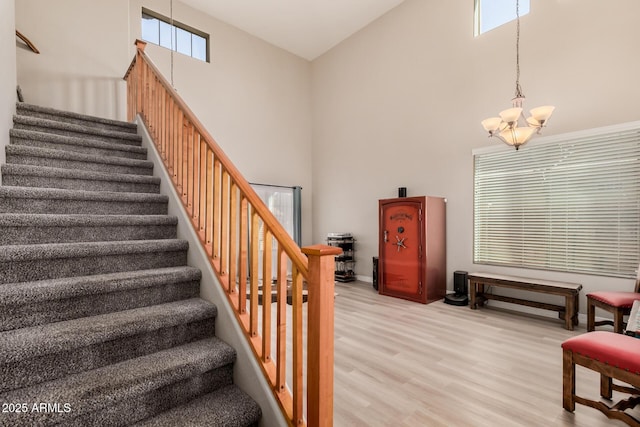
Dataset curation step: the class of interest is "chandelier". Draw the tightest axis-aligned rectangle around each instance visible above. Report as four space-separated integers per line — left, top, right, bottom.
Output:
481 0 554 150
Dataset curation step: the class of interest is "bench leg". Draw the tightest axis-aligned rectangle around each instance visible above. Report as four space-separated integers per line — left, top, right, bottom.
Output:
470 280 477 309
587 299 595 332
565 295 575 331
563 349 576 412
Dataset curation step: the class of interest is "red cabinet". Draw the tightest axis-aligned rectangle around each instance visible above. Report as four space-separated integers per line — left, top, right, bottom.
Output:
378 196 446 304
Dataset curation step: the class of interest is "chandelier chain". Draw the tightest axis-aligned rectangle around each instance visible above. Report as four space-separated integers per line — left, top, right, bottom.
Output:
514 0 523 99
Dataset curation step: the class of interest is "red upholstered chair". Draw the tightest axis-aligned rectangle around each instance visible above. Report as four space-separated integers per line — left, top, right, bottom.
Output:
587 269 640 333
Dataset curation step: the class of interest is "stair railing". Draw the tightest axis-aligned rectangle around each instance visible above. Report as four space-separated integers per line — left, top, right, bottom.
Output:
124 39 338 427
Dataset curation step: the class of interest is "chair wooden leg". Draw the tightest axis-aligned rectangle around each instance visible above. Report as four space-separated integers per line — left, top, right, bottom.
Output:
563 349 576 412
587 299 596 332
601 373 613 399
614 308 625 334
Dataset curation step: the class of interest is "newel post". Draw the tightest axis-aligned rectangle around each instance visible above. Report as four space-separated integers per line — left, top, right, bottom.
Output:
134 40 147 116
301 244 342 427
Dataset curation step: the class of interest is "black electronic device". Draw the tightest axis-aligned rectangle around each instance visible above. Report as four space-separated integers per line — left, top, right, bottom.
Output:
372 257 379 290
444 270 469 306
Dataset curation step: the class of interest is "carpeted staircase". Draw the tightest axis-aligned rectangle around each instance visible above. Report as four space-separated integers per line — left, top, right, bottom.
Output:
0 103 262 426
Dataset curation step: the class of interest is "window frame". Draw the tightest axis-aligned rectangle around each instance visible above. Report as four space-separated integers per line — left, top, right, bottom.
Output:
141 7 210 63
474 0 530 37
473 121 640 279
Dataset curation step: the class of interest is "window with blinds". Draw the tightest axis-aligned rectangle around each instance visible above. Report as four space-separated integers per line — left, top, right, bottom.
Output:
473 122 640 278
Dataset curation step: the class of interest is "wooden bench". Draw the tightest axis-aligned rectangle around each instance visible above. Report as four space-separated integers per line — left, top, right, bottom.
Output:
468 272 582 330
562 331 640 426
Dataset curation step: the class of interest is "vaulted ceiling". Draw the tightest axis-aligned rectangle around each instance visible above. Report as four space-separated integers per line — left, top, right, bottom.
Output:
180 0 406 60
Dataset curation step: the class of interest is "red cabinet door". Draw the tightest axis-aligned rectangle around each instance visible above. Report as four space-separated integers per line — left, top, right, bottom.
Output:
379 197 426 303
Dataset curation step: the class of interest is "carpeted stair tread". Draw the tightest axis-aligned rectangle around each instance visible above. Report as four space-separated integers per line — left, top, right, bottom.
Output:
0 239 188 284
16 102 138 134
5 144 154 176
0 266 201 331
134 384 262 427
13 115 142 145
0 213 178 244
0 266 201 306
0 239 188 263
0 299 217 393
0 186 168 215
0 185 166 202
11 128 147 159
0 298 215 363
1 164 161 193
0 337 236 426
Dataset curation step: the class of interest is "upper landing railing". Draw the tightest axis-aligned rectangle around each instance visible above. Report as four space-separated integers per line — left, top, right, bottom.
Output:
124 40 338 427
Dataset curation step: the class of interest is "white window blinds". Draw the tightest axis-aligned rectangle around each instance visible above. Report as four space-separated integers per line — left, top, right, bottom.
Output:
473 122 640 278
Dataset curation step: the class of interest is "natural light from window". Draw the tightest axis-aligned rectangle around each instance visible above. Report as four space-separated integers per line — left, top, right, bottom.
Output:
141 8 209 62
475 0 530 36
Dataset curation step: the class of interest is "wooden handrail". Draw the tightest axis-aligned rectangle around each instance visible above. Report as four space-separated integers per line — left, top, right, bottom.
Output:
124 39 337 427
15 30 39 54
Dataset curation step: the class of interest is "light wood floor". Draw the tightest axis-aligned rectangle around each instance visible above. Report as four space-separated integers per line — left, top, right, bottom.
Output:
332 280 637 427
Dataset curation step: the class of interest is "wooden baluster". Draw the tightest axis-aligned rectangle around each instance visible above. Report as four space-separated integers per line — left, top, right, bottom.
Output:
291 266 304 426
136 51 143 116
150 76 155 139
187 126 195 215
213 159 222 263
262 229 273 363
126 74 131 122
228 182 238 295
220 169 230 276
176 113 183 187
168 98 174 175
205 149 214 256
173 103 179 178
238 196 248 314
250 209 260 337
302 245 341 427
198 140 207 240
275 245 288 393
182 120 190 203
161 89 167 157
192 132 201 221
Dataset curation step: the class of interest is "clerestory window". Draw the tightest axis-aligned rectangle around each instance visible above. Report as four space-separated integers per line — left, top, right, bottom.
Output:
474 0 530 36
141 8 209 62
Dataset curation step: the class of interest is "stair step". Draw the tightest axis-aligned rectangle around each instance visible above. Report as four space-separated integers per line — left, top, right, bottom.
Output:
0 266 201 331
1 164 161 193
5 144 155 176
0 213 177 245
0 298 216 393
16 102 138 134
0 239 188 284
134 384 262 427
0 337 235 426
10 128 147 159
0 186 168 215
13 115 142 146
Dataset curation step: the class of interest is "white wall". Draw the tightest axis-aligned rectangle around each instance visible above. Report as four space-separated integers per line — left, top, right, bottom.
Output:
0 0 17 185
15 0 130 120
311 0 640 310
128 0 314 246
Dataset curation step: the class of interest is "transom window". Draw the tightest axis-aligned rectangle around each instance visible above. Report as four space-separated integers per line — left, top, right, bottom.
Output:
474 0 530 36
141 8 209 62
473 122 640 278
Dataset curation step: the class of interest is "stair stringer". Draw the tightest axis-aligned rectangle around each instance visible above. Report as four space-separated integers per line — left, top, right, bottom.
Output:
136 117 287 427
